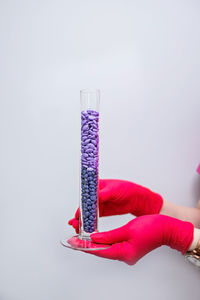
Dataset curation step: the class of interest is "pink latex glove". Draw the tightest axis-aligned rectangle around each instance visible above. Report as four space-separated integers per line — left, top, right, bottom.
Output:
68 179 163 233
85 215 194 265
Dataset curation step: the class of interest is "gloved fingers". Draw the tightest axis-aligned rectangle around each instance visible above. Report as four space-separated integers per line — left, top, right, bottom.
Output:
75 207 80 219
72 219 79 232
99 179 107 190
68 218 79 233
68 207 80 225
90 225 129 244
99 188 111 203
99 182 112 203
68 218 73 225
84 241 133 265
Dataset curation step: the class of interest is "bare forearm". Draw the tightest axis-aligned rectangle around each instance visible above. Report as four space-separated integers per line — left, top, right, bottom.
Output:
160 200 200 228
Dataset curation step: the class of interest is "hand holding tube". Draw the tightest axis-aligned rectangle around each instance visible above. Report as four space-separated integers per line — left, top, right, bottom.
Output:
96 179 163 216
85 215 194 265
68 179 163 233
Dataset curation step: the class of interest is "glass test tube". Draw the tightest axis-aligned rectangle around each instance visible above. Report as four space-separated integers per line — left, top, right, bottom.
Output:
79 89 100 239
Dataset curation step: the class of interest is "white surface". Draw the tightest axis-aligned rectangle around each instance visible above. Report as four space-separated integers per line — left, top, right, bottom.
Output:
0 1 200 299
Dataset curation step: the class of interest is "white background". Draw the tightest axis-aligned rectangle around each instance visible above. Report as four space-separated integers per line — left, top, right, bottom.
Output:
1 1 200 299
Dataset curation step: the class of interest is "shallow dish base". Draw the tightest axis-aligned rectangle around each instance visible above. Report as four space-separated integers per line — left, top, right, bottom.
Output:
61 235 110 251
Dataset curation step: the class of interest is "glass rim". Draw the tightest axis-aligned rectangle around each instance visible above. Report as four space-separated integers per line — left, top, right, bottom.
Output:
80 89 100 94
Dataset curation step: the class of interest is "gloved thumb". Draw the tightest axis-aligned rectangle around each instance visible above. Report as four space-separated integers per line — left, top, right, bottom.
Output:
90 225 129 244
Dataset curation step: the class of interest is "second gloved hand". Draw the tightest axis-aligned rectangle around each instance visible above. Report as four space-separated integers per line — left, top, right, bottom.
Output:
85 215 194 265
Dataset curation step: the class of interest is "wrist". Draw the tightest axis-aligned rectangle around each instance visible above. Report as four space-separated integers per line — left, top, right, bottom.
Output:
188 228 200 251
160 201 200 228
160 200 180 218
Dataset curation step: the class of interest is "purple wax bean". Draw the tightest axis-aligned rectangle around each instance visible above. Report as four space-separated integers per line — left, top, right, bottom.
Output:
82 120 87 126
91 140 97 145
82 124 89 131
88 115 96 120
85 138 90 144
87 143 95 149
86 148 93 153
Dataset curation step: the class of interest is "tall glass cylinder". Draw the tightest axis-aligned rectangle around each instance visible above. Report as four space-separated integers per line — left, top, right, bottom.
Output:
79 89 100 239
61 89 109 250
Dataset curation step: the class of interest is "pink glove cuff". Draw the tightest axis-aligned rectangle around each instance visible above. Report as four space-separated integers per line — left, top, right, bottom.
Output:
162 215 194 255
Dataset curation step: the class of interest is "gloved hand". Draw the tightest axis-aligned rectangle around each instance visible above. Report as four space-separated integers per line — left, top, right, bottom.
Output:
68 179 163 233
85 215 194 265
